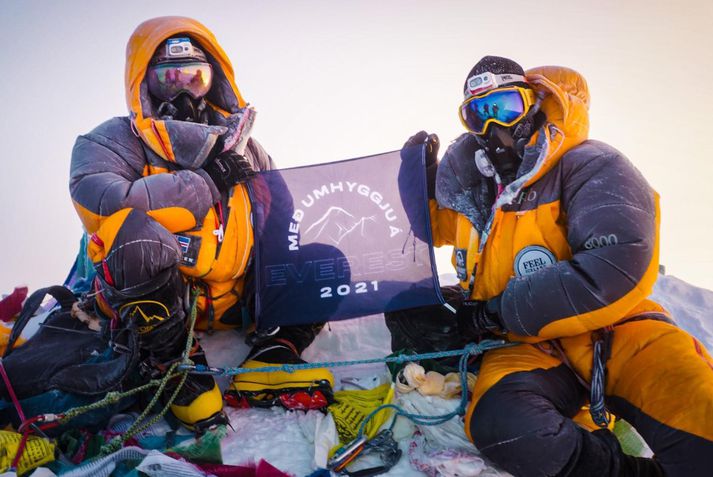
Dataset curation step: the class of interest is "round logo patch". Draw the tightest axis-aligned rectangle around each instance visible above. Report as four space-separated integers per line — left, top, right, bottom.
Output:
514 246 556 277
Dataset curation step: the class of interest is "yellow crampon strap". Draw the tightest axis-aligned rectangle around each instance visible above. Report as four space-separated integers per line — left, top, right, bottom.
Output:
328 383 395 448
0 430 55 474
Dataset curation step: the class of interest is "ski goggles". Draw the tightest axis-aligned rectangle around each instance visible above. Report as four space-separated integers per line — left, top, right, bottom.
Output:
459 86 536 135
147 61 213 101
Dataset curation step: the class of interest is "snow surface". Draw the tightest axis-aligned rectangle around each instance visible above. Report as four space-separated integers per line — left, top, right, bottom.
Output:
195 273 713 476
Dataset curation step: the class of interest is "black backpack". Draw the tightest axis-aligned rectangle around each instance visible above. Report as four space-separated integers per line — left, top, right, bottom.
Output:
0 286 140 432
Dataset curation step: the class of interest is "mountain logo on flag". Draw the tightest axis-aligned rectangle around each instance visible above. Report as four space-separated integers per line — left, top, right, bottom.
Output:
287 181 405 252
303 206 376 245
253 148 444 327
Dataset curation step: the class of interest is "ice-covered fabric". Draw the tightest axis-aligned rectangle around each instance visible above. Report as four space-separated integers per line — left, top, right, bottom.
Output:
434 66 662 342
69 17 275 329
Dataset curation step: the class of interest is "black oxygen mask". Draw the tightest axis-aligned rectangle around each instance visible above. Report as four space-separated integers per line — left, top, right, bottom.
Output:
156 93 208 123
477 124 522 185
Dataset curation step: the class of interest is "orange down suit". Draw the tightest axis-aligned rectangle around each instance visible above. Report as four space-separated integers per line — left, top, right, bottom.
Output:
69 17 273 330
429 66 713 475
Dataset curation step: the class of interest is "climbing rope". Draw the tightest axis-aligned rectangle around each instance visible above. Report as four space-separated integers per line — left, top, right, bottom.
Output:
46 339 511 448
175 339 513 437
12 286 517 465
177 340 514 440
322 340 514 475
357 342 475 436
589 327 613 428
99 287 199 455
176 339 512 377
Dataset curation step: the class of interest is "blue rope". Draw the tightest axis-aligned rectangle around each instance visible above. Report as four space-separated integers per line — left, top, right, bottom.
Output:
178 339 516 435
356 340 477 437
177 339 511 376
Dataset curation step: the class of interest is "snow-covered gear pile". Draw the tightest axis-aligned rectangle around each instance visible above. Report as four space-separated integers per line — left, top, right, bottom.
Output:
0 274 710 475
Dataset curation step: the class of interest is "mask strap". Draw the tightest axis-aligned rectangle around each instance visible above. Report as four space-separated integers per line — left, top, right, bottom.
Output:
514 92 544 155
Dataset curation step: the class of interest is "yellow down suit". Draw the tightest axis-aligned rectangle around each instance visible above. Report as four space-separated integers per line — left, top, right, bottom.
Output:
68 17 280 428
429 66 713 476
70 17 273 331
69 17 332 426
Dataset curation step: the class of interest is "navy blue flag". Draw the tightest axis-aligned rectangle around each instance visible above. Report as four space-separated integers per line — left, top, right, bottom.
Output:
250 145 443 328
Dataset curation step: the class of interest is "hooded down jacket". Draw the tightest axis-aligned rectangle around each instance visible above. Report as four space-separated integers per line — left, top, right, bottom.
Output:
431 66 664 343
70 17 273 329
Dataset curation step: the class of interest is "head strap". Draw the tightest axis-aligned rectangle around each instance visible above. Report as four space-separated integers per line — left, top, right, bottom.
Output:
465 71 527 98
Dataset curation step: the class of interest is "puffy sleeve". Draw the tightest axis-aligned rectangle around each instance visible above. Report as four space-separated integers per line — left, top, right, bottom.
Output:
429 200 458 247
69 117 218 234
500 141 660 339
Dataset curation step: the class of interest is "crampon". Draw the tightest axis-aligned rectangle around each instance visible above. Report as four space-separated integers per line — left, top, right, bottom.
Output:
224 380 334 410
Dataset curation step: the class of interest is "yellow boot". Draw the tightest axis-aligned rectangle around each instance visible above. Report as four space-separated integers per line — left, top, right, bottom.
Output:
166 340 228 432
226 338 334 410
170 380 226 432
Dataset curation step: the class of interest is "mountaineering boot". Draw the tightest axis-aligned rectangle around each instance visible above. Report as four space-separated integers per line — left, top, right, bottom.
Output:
136 309 226 431
138 312 227 432
226 324 334 410
89 210 227 431
106 267 227 432
165 338 228 433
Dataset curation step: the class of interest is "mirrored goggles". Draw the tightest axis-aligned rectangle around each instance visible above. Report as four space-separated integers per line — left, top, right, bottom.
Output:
147 61 213 101
459 86 536 135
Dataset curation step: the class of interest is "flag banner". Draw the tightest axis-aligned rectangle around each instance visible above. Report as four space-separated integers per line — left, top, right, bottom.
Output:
250 145 443 328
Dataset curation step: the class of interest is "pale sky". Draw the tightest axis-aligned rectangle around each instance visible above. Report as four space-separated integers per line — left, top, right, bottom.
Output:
1 0 712 294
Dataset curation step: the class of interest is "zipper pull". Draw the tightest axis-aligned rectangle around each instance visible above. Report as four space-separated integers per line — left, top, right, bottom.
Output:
213 224 224 243
213 202 225 243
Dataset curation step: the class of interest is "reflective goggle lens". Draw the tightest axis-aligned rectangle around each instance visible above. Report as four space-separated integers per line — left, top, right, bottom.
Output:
459 88 529 135
147 62 213 101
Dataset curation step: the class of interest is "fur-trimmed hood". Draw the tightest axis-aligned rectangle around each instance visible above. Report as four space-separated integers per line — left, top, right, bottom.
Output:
125 16 247 168
436 65 591 231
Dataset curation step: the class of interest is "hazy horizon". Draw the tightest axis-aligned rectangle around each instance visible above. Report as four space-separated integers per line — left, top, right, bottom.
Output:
1 0 712 293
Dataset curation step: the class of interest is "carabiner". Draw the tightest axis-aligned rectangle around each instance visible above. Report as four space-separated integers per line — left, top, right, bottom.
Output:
328 435 368 472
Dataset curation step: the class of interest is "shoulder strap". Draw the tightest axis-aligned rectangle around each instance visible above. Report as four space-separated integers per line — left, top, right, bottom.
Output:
4 286 77 358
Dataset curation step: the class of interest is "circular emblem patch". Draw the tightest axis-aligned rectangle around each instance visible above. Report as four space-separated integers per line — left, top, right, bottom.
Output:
514 246 556 277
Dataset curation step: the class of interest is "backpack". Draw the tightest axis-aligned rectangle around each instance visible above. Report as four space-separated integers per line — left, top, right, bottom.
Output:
0 286 140 433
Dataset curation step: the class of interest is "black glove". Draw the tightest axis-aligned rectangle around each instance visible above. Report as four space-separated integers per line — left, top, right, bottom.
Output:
456 295 506 340
403 130 439 166
403 130 440 198
203 150 256 194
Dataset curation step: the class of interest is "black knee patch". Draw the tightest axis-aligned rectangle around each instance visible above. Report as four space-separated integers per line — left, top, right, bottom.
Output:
470 365 587 476
608 396 713 476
